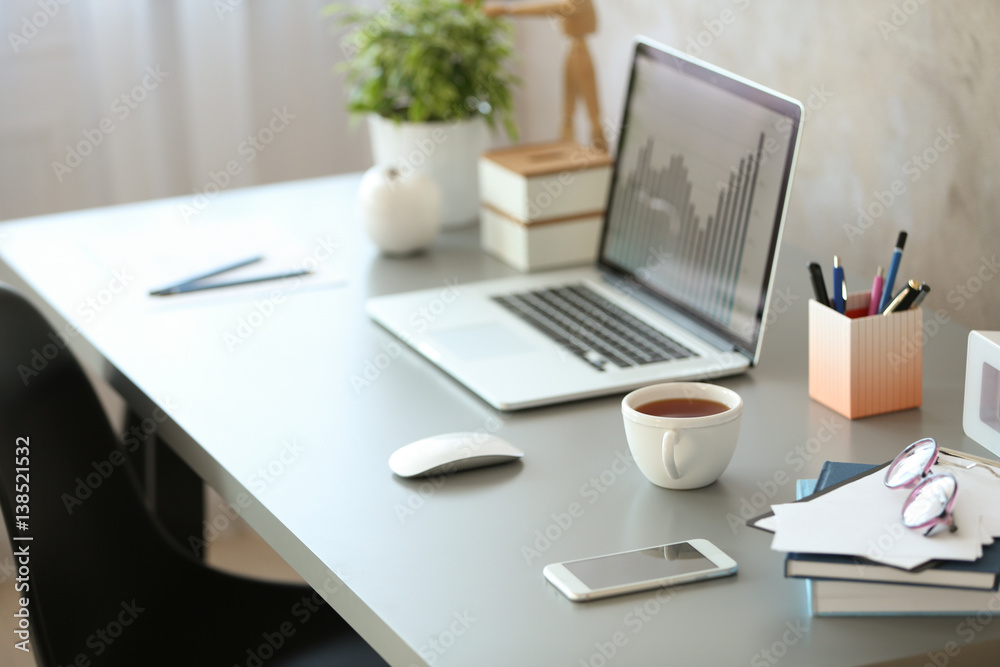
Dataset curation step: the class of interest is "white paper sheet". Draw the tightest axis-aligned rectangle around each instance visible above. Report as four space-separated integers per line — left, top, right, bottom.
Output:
86 216 346 309
765 455 1000 570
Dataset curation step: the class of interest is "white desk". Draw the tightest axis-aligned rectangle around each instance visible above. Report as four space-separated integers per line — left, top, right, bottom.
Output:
2 174 998 666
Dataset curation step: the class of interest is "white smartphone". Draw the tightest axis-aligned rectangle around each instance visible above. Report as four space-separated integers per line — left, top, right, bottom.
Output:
543 538 738 602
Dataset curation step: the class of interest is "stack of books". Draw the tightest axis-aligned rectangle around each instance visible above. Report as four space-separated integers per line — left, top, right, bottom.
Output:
478 141 612 272
788 462 1000 616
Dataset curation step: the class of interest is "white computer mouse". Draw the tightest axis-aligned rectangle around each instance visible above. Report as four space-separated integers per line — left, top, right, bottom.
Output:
388 432 524 478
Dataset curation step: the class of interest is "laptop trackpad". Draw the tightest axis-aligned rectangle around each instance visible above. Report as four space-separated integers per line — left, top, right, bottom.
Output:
425 323 537 361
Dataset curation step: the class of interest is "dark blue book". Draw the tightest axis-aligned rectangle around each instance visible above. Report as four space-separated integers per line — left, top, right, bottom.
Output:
785 461 1000 592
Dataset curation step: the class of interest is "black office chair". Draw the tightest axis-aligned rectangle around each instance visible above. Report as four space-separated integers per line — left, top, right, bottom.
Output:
0 284 388 666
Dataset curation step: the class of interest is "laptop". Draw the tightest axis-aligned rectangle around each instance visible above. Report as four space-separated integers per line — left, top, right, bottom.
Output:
366 36 804 410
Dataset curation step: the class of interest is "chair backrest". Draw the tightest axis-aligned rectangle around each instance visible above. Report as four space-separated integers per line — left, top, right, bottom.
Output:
0 284 185 665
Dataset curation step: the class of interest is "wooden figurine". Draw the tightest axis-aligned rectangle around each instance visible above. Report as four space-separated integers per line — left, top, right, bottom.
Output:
480 0 606 150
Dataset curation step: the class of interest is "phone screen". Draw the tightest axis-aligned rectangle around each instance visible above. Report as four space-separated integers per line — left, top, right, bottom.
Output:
563 542 715 590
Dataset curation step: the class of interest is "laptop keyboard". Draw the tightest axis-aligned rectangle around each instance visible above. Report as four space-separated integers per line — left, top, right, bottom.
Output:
492 284 696 371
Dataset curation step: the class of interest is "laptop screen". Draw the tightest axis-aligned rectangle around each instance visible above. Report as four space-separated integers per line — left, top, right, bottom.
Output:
599 38 802 361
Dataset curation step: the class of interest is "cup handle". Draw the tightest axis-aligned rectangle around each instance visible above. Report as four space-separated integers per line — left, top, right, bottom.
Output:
662 429 681 480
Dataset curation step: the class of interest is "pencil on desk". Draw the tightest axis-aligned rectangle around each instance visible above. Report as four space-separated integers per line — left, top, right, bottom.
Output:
148 256 264 295
150 269 312 296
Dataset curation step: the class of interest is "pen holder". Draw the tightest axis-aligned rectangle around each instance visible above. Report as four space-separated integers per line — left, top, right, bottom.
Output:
808 292 922 419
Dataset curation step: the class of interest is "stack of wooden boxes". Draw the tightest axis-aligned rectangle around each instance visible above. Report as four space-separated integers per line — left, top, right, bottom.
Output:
478 141 612 272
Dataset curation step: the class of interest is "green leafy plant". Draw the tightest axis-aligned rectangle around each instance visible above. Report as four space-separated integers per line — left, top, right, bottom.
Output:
326 0 519 140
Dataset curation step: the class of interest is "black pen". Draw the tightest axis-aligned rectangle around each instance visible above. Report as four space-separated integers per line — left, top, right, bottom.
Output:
910 283 931 309
150 269 313 296
808 262 830 308
882 279 921 315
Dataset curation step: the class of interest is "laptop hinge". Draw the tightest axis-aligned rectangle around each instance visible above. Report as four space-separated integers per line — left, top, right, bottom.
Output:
599 270 749 360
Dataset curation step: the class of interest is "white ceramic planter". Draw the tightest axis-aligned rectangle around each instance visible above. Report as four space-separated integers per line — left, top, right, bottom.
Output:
367 114 489 229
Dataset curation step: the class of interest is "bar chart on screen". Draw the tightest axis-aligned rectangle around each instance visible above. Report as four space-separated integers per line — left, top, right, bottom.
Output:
598 47 794 341
605 132 766 324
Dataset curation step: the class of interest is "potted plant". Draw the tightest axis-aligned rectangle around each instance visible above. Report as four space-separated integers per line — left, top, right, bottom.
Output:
328 0 519 228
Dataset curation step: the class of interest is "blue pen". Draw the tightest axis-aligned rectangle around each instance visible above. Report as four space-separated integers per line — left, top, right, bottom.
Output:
832 255 845 314
879 231 908 313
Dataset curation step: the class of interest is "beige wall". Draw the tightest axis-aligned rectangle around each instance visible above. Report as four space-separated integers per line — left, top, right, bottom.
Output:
2 1 996 329
510 0 1000 330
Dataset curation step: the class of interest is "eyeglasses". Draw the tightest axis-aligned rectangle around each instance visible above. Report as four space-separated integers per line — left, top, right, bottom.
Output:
884 438 1000 535
884 438 959 537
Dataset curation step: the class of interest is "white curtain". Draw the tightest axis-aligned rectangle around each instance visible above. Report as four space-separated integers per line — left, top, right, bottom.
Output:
0 0 373 221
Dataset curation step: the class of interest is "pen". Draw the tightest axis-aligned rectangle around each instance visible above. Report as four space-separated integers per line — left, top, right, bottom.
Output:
832 255 845 314
882 279 921 315
910 283 931 309
808 262 830 308
149 269 313 296
867 266 883 316
149 256 264 295
878 231 908 313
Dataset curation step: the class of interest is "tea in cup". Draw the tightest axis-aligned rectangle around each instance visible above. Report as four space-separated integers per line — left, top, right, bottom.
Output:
622 382 742 489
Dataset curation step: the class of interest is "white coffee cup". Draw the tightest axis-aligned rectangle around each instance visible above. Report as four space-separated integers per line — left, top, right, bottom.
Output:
622 382 743 490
